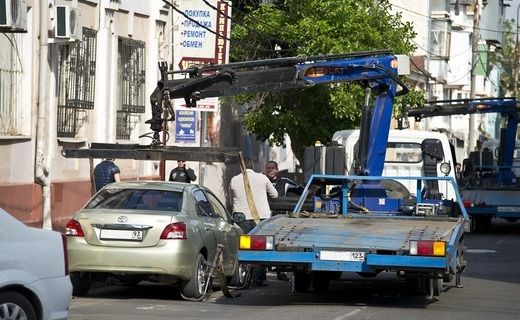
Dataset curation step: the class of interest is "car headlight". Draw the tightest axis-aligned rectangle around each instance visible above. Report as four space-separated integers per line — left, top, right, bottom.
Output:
440 162 451 175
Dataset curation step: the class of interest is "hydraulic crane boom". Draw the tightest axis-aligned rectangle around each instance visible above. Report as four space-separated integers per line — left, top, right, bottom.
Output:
146 50 409 175
407 97 519 172
63 50 409 176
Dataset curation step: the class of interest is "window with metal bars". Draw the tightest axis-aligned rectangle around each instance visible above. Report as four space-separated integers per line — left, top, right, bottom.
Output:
117 37 146 140
57 28 97 138
0 33 23 136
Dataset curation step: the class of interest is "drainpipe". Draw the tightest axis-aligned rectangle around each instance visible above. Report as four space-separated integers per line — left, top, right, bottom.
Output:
36 0 52 230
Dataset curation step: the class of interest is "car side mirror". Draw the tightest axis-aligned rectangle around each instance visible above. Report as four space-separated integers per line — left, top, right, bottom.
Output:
232 212 246 223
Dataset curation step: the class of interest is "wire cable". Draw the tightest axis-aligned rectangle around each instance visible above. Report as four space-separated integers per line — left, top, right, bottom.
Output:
201 0 296 53
161 0 281 54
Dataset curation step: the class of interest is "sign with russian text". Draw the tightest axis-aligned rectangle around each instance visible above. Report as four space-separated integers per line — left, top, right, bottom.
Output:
175 110 196 143
173 0 231 112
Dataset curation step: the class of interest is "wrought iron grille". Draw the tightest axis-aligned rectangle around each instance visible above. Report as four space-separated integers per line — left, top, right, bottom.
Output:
117 37 146 140
57 28 97 137
116 111 141 140
0 33 23 135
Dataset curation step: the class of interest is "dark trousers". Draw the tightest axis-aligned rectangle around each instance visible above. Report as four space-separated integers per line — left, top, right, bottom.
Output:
237 218 266 286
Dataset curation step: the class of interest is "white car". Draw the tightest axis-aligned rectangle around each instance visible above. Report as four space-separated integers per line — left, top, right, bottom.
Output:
0 209 72 320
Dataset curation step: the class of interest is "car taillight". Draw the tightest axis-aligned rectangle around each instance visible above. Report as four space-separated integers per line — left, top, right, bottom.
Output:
61 233 69 275
65 219 84 237
160 222 187 239
463 200 473 208
409 240 446 256
239 235 274 250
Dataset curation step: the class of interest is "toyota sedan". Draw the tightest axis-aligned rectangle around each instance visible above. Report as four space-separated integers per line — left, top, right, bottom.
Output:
65 181 243 300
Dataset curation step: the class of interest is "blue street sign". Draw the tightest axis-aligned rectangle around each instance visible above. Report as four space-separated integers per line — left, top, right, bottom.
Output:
175 110 196 143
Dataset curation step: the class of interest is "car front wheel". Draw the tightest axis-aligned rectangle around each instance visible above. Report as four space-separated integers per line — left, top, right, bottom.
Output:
181 253 209 299
0 291 37 320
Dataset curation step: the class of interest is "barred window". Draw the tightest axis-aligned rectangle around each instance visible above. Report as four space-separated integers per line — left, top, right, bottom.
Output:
0 33 23 136
117 37 146 140
57 28 97 138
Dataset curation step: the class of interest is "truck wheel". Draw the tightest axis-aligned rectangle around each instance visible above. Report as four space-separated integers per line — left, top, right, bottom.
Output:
294 271 312 292
404 277 421 294
71 272 92 296
471 216 492 233
181 253 209 299
0 291 37 320
432 278 443 297
312 271 331 293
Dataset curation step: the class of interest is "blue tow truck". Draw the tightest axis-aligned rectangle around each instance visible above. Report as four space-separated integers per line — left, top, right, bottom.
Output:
223 53 469 299
63 51 469 299
408 98 520 232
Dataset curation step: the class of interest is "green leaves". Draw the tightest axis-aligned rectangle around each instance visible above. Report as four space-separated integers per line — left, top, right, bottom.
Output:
229 0 417 162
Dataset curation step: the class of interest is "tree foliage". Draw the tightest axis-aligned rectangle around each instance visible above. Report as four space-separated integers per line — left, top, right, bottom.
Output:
489 20 516 97
230 0 417 162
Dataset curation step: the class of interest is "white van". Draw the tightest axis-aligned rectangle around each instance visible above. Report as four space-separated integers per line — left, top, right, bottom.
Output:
332 129 458 201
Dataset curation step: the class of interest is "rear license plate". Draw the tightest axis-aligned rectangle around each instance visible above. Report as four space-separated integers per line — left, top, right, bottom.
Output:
100 229 143 241
320 250 365 262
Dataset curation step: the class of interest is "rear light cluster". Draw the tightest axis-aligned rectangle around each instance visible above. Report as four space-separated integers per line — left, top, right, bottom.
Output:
160 222 187 239
65 219 84 237
409 240 446 256
463 200 473 208
239 235 274 250
463 200 488 208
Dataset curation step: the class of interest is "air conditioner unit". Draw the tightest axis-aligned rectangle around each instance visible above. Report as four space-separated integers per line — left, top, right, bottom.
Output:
0 0 28 32
55 5 82 40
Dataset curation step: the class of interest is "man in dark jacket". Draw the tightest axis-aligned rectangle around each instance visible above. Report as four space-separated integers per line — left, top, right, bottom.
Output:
265 161 304 214
94 158 121 192
169 160 197 183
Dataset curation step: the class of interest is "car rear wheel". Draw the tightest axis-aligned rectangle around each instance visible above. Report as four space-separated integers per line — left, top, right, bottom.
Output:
0 291 37 320
71 272 92 296
181 253 209 299
228 263 249 288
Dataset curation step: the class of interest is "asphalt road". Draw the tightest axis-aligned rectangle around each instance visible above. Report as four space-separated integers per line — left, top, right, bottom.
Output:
69 219 520 320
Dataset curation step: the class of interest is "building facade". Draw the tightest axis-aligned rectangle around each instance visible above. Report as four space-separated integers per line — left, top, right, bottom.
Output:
0 0 172 230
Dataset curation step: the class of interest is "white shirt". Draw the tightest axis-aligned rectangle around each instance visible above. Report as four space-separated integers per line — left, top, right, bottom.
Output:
230 169 278 220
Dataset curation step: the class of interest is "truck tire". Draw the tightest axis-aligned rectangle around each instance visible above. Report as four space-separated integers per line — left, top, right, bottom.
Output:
181 253 209 299
312 271 331 293
404 277 421 294
431 278 443 297
71 272 92 296
294 271 312 293
0 291 37 320
471 216 492 233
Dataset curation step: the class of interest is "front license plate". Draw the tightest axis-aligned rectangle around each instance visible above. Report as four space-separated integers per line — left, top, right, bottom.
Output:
100 229 143 241
320 250 365 262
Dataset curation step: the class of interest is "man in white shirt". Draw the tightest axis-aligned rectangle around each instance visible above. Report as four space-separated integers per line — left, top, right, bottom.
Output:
230 158 278 229
230 158 278 287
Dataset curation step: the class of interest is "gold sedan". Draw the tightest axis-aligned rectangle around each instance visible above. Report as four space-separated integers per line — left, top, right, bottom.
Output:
66 181 243 299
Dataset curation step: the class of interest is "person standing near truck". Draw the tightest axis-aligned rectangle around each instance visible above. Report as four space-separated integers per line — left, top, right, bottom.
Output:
265 160 304 215
94 158 121 192
169 160 197 183
265 160 304 281
231 158 278 287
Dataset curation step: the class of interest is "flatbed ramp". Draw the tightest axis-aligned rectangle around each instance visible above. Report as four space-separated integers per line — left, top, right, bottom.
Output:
253 215 462 252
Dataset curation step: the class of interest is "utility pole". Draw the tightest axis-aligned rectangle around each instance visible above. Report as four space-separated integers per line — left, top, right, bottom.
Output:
468 0 480 154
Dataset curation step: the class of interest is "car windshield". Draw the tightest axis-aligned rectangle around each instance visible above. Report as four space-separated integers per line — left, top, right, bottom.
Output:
85 188 183 211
